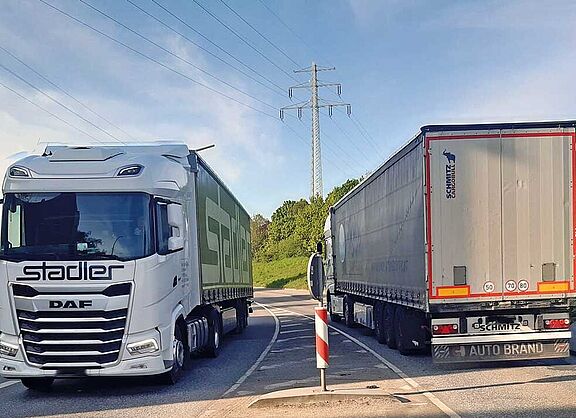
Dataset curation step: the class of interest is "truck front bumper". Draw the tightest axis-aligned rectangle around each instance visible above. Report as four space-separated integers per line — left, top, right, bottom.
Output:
0 353 168 378
0 327 173 379
432 331 571 363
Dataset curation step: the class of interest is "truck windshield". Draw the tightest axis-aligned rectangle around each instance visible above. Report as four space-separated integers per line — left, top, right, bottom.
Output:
0 192 154 261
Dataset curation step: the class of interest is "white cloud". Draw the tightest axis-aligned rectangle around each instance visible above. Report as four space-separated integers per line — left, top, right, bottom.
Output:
0 0 287 197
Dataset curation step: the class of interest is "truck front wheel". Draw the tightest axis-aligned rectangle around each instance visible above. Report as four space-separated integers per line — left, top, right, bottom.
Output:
21 377 54 392
162 324 187 385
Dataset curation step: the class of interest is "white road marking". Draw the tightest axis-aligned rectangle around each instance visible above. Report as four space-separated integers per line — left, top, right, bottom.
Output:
0 381 19 390
275 335 314 343
279 329 311 335
270 345 314 353
222 302 280 397
281 322 308 328
268 305 460 418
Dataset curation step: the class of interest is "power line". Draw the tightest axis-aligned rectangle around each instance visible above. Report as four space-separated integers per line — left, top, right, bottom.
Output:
150 0 286 94
324 85 384 160
0 81 103 143
0 44 137 141
256 0 329 66
217 0 301 68
297 112 360 177
350 113 383 158
77 0 277 111
124 0 285 98
36 0 278 119
190 0 299 82
283 121 355 179
325 110 373 162
0 63 124 143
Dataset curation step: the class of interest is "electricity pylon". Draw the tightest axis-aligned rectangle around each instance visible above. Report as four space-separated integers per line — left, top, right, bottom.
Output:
280 62 351 199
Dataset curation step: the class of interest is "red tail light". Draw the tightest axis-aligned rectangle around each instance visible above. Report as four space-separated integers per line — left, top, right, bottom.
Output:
433 324 459 335
544 319 570 329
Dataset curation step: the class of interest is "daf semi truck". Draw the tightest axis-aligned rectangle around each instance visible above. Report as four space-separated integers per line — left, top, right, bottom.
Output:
0 143 253 390
324 121 575 363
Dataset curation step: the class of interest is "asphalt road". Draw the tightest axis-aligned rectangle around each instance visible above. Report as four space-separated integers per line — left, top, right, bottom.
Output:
0 288 575 417
256 289 576 418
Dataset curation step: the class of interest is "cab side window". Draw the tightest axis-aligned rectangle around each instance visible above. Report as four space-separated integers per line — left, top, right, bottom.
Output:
156 202 170 255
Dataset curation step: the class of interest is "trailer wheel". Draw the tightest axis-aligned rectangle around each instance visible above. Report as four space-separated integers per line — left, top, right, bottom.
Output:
374 302 386 344
161 323 188 384
235 299 247 334
327 292 341 322
343 295 355 328
396 308 426 355
384 304 397 349
395 307 412 355
21 377 54 392
204 309 223 358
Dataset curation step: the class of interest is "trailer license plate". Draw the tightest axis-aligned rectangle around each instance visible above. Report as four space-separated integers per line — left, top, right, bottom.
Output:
433 340 570 363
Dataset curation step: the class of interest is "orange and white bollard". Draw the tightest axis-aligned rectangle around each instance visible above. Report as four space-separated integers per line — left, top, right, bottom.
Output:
315 306 329 391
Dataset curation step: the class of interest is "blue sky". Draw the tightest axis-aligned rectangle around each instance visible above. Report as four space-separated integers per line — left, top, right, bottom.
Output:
1 0 576 217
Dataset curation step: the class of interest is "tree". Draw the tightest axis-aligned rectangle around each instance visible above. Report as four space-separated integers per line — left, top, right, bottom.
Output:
325 178 360 207
256 178 361 262
250 214 270 261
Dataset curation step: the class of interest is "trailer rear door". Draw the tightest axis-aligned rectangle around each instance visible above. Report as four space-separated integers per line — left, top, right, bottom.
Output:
427 128 575 303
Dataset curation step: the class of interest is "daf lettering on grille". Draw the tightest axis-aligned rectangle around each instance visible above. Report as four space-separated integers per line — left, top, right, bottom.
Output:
49 300 93 309
16 262 124 281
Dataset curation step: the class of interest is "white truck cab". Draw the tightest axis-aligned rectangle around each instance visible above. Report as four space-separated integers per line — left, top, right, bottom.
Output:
0 143 252 390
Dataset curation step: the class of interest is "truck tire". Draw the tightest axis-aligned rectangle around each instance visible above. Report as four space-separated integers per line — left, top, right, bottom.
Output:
327 292 341 322
384 304 397 349
396 308 427 355
21 377 54 392
343 294 355 328
374 302 386 344
161 323 188 384
395 307 412 355
204 309 222 358
235 299 247 334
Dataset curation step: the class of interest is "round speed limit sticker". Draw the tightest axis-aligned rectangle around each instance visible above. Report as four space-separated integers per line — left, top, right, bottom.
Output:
518 280 529 292
505 280 517 292
483 281 495 293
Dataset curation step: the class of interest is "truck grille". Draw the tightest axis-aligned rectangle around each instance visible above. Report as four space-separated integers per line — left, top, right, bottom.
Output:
12 283 131 368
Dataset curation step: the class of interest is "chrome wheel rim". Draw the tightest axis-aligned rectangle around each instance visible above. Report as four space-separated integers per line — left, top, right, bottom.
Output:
174 338 184 368
214 327 220 349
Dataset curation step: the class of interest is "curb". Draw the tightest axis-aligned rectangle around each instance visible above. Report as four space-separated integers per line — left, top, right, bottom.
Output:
248 387 397 408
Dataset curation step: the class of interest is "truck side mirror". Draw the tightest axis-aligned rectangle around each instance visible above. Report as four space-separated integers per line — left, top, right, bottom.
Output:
316 241 323 254
167 204 184 251
307 253 324 302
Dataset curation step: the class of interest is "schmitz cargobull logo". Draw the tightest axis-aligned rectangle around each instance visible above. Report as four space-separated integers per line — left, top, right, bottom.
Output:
16 262 124 281
443 149 456 199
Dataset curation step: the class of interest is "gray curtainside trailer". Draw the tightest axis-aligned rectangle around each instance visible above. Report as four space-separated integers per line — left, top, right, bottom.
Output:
325 121 576 363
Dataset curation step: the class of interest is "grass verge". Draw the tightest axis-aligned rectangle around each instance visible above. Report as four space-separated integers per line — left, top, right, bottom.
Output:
252 256 308 289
